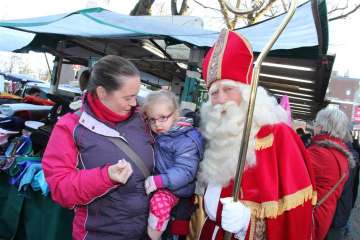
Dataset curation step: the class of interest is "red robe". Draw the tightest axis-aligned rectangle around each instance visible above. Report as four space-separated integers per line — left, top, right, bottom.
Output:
199 123 315 240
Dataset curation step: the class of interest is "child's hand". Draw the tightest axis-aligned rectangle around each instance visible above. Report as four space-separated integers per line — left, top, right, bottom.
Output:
144 176 157 195
145 176 163 195
108 159 133 184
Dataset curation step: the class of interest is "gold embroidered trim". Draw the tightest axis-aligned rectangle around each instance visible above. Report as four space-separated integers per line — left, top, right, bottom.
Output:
249 216 256 240
255 133 274 150
254 218 266 240
249 216 267 240
207 29 228 87
242 185 314 219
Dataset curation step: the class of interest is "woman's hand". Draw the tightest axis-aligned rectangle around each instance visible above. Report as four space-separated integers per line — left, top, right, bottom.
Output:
108 159 133 184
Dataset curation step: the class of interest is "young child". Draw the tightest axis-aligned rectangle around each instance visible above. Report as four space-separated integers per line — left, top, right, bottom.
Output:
142 90 204 240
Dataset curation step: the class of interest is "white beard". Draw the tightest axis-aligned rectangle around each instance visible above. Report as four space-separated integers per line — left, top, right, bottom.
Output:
197 101 259 187
197 84 288 187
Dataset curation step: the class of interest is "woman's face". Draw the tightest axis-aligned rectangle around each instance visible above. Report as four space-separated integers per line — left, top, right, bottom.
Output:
97 75 141 116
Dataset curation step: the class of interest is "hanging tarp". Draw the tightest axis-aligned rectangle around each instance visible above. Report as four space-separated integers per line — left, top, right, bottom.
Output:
0 1 326 54
0 0 332 120
0 27 35 52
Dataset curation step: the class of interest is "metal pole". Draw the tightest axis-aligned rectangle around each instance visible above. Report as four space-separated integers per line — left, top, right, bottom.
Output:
44 53 52 80
223 0 297 239
49 41 64 94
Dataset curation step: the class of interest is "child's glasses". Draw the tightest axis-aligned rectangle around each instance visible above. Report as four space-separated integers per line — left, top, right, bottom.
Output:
147 112 174 125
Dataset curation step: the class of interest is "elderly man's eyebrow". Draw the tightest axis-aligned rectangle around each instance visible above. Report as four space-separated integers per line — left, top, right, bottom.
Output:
221 81 239 88
124 94 137 98
209 85 219 94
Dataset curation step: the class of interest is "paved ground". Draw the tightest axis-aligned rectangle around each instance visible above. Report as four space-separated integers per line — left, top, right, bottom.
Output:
345 178 360 240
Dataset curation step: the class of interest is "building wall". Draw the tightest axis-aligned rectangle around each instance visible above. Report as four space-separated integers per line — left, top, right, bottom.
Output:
327 75 360 120
59 64 76 85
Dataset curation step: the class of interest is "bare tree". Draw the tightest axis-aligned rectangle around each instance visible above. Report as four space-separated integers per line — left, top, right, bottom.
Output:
171 0 189 15
192 0 222 12
192 0 360 28
130 0 155 15
217 0 236 29
8 55 22 74
19 63 33 75
216 0 278 28
328 0 360 21
130 0 190 16
129 0 360 24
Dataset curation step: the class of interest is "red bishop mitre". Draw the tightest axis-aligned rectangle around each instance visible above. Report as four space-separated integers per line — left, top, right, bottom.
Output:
202 29 254 89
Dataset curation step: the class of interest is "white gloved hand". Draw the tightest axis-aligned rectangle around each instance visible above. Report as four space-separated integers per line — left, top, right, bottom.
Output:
144 176 157 195
220 197 251 239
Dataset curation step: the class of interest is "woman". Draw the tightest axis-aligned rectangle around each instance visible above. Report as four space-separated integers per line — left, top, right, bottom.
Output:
327 130 360 239
42 55 154 240
308 106 354 240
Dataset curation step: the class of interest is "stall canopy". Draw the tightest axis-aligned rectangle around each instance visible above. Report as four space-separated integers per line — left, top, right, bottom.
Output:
0 0 333 120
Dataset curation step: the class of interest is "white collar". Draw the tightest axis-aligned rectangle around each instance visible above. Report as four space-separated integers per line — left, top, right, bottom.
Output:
78 111 127 142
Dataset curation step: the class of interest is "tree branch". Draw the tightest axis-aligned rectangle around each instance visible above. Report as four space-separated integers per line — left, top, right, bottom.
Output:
171 0 179 15
130 0 155 16
230 0 241 30
179 0 189 15
171 0 189 15
218 0 232 29
192 0 221 12
329 4 360 21
328 0 348 14
280 0 288 11
328 6 349 14
251 0 278 24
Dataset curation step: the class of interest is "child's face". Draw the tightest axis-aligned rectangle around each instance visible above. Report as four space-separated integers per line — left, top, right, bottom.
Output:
147 103 177 134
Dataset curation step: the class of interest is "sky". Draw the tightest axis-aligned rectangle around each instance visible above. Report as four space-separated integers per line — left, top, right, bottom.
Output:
0 0 359 78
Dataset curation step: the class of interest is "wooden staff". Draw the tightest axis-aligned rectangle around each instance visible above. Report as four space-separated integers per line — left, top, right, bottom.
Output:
223 0 298 239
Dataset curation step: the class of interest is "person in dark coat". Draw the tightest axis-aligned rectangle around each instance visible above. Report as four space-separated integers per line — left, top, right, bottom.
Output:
326 132 360 240
182 108 201 128
352 137 360 204
296 127 312 147
142 90 204 240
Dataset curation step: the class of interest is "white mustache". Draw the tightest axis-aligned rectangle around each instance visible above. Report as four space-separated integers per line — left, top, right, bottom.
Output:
202 101 245 138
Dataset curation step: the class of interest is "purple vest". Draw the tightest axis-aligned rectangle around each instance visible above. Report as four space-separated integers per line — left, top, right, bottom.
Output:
74 109 154 240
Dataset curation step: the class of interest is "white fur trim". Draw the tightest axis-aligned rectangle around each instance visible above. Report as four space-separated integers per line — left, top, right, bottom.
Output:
204 184 222 221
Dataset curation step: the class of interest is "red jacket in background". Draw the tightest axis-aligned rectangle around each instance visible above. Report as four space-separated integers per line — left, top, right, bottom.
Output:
23 95 54 106
308 134 352 240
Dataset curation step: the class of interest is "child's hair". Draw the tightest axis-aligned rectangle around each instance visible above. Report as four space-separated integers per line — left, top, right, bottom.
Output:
142 90 179 117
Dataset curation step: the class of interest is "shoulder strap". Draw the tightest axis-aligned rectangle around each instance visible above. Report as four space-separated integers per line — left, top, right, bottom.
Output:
75 110 150 177
315 174 346 208
107 137 150 178
315 149 347 208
